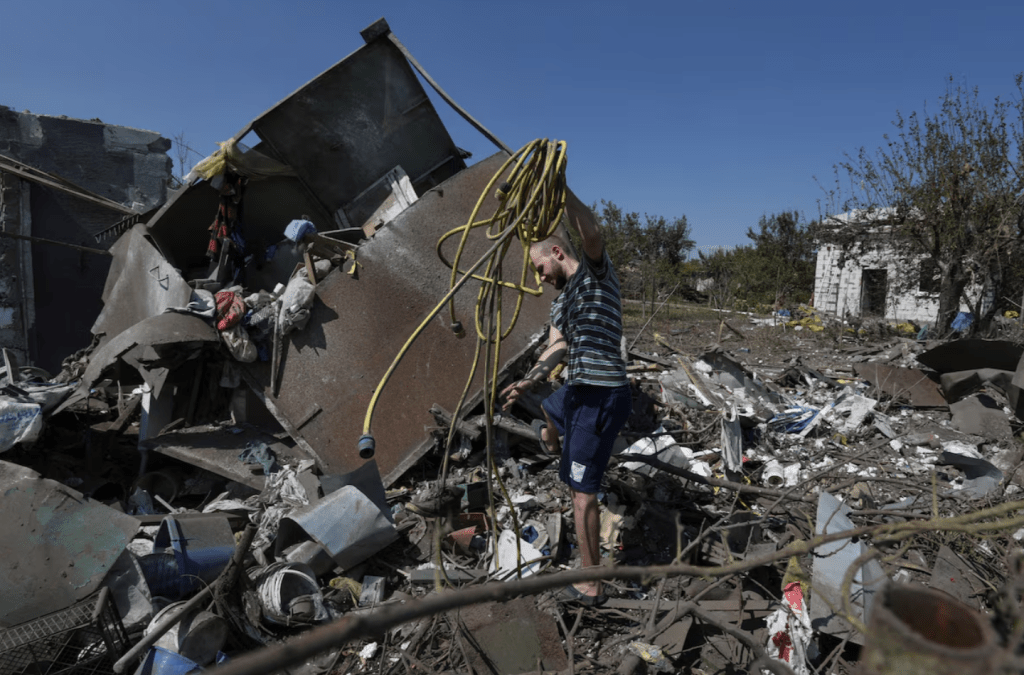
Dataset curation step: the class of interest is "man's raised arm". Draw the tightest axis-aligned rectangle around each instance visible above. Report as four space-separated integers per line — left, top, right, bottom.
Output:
566 192 604 264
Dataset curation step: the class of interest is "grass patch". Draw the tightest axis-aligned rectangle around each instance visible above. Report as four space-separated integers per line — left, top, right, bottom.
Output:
622 299 724 336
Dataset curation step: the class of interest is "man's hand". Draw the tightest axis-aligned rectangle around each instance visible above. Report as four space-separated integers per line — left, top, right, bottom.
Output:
500 378 535 411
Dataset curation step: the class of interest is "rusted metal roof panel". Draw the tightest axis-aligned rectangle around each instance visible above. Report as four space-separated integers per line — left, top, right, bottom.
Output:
917 338 1023 374
247 35 466 217
242 153 551 485
0 461 139 627
140 426 310 491
145 175 336 273
91 227 193 350
854 363 948 408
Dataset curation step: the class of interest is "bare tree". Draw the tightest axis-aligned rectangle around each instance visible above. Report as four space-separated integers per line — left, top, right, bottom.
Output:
171 130 204 187
825 75 1024 333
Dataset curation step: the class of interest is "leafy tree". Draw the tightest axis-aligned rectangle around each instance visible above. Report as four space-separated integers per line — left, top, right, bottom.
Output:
826 76 1024 333
589 200 694 317
742 211 817 307
636 213 694 315
691 212 816 311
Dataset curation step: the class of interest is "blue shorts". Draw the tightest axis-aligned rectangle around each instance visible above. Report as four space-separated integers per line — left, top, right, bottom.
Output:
542 383 632 493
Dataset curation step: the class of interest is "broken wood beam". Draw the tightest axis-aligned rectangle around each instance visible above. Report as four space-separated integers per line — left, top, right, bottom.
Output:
430 404 483 441
627 349 676 368
466 413 536 441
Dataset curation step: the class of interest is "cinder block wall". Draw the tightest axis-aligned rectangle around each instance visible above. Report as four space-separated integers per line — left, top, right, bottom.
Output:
0 171 28 362
814 241 991 326
0 107 171 371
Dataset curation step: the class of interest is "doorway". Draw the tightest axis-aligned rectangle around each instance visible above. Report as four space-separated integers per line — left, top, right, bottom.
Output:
861 269 888 317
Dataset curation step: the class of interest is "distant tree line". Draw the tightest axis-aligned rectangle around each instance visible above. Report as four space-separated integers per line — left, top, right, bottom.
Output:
570 202 817 315
696 211 818 311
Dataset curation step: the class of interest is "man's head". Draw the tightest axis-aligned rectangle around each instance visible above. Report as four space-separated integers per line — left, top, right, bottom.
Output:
529 235 576 290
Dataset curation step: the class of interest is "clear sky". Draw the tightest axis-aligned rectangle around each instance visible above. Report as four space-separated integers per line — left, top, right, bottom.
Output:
3 0 1023 252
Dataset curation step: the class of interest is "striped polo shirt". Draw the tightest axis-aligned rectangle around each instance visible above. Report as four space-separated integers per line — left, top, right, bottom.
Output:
550 250 628 387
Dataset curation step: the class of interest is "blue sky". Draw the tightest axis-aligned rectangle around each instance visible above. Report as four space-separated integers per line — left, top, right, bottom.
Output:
3 0 1023 251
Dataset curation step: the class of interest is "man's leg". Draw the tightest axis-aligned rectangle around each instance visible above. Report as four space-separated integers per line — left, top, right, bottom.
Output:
571 488 602 597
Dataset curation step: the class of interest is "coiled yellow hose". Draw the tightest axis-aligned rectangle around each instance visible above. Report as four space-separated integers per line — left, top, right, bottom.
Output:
359 139 567 451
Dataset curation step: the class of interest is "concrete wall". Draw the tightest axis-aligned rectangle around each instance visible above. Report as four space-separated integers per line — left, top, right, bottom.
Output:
0 107 171 372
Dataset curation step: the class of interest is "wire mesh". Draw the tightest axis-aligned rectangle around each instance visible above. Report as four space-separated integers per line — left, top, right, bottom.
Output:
0 588 129 675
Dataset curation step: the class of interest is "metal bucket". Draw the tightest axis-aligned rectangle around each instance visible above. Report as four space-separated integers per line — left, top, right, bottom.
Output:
144 602 227 667
857 583 997 675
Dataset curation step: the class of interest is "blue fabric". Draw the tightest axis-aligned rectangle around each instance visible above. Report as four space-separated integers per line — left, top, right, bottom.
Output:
239 441 279 474
769 407 819 433
284 219 317 243
951 312 974 331
543 383 632 493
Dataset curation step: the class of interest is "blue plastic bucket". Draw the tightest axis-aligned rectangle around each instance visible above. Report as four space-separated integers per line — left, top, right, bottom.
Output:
133 646 200 675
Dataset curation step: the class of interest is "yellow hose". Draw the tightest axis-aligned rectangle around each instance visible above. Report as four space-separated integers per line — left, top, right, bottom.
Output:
359 140 568 453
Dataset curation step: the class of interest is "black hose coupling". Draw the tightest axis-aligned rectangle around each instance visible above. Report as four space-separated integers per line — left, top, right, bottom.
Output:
358 434 376 459
495 181 512 201
451 320 466 339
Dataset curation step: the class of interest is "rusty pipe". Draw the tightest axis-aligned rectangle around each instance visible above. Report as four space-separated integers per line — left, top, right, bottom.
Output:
856 583 997 675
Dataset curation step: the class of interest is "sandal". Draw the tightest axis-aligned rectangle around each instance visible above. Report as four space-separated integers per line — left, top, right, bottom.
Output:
557 584 606 607
531 419 553 456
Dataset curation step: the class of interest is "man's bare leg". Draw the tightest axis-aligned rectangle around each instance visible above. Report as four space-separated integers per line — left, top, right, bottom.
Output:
571 489 602 597
544 412 602 597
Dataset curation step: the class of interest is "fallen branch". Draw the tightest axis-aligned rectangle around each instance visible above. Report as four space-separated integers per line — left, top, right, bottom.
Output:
204 500 1024 675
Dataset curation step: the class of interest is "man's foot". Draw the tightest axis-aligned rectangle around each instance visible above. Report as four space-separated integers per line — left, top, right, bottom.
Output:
557 583 606 607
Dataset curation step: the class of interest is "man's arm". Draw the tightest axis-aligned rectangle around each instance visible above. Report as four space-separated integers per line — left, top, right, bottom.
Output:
566 193 604 264
500 324 566 410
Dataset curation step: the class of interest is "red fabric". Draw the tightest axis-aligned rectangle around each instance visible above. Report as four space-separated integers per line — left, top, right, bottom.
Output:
783 581 804 612
772 631 792 662
215 291 245 331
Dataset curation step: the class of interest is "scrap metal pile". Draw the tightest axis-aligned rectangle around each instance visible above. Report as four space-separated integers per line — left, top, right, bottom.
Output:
5 18 1024 675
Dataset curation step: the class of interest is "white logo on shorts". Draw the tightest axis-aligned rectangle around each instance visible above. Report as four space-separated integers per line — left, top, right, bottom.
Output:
571 461 587 483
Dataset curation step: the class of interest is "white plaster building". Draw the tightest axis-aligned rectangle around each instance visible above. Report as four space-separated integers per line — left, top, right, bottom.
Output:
813 210 989 326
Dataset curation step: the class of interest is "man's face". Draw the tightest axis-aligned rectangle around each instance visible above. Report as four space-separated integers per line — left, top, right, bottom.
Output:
531 249 566 290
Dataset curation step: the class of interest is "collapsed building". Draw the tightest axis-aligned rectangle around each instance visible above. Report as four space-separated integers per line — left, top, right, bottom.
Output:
0 108 171 373
1 15 557 673
4 18 1024 675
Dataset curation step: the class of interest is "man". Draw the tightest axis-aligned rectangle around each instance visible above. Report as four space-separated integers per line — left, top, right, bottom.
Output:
501 206 631 605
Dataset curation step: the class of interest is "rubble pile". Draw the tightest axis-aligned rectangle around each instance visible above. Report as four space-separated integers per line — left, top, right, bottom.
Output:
7 306 1024 674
